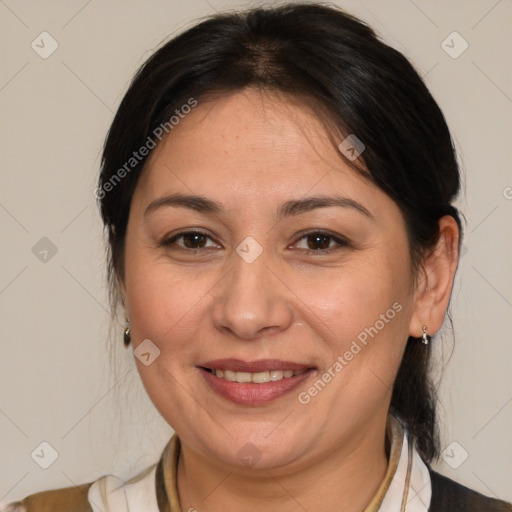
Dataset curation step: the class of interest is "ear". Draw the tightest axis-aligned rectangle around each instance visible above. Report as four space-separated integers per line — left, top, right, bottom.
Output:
409 216 460 338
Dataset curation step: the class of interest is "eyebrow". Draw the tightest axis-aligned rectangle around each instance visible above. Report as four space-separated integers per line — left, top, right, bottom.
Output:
144 193 373 219
144 193 224 217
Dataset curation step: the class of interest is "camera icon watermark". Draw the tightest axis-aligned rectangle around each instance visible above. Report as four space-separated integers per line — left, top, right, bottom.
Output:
31 441 59 469
441 441 469 469
338 134 365 161
32 237 58 263
134 338 161 366
441 32 468 59
237 442 262 468
503 186 512 200
31 31 59 59
236 236 263 263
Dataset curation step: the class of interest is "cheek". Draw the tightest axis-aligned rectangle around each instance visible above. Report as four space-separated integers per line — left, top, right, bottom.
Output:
124 249 214 351
292 260 410 415
290 250 413 414
123 252 216 425
293 253 410 344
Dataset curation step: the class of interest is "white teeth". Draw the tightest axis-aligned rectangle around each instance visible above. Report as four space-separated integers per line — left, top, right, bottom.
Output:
211 369 306 383
270 370 284 381
224 370 236 381
235 371 252 383
252 371 270 383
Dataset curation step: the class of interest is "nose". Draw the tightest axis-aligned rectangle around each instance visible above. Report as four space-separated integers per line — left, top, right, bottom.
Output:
211 250 294 341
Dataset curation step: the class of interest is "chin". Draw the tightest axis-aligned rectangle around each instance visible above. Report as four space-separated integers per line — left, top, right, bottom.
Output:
194 420 317 472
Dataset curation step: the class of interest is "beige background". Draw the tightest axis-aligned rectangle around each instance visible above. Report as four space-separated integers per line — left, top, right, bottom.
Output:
1 0 511 504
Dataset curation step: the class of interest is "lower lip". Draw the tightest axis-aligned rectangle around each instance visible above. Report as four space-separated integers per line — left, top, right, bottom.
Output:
198 367 314 405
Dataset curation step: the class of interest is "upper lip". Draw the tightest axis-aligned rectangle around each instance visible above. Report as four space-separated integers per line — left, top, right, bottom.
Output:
198 358 314 373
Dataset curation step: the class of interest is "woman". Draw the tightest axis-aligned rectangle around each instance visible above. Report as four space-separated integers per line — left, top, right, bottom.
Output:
3 3 511 511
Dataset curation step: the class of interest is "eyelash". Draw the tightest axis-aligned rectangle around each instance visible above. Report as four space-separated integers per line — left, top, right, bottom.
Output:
161 230 350 254
293 230 350 253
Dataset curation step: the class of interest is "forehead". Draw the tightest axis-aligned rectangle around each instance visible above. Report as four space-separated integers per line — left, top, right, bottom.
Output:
136 89 380 210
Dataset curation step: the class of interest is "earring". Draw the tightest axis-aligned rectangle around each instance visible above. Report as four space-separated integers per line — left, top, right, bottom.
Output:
124 319 131 346
421 325 429 345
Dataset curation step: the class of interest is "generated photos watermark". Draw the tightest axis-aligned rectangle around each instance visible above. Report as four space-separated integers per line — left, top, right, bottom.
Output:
298 301 403 404
94 97 198 200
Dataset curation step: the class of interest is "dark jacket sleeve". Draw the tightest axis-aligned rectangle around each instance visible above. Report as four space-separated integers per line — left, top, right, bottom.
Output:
430 470 512 511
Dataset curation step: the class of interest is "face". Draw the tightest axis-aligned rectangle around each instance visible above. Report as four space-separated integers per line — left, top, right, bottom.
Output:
121 89 418 473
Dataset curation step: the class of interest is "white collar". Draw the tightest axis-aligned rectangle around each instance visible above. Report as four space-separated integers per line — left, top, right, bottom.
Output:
379 417 432 511
87 418 432 512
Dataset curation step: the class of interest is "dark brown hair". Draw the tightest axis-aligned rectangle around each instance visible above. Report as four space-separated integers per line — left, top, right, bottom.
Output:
98 2 462 463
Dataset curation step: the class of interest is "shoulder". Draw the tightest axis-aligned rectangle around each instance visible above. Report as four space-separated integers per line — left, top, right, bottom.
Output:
0 458 163 512
0 482 94 512
1 437 177 512
429 469 512 511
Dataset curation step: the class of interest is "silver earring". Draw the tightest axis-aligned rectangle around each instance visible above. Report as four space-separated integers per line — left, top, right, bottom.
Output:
421 325 429 345
124 319 131 346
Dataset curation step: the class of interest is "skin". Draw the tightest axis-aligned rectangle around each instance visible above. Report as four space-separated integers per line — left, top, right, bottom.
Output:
120 89 459 512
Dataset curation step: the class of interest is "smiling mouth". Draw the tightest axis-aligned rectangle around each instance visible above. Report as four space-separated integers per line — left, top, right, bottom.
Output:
201 367 307 383
197 358 316 404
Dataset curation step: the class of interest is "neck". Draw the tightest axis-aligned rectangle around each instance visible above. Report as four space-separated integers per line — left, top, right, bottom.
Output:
176 421 389 512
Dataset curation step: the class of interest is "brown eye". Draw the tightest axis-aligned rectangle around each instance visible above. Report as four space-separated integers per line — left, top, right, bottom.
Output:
306 233 331 250
293 231 349 253
162 231 219 250
182 232 208 248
